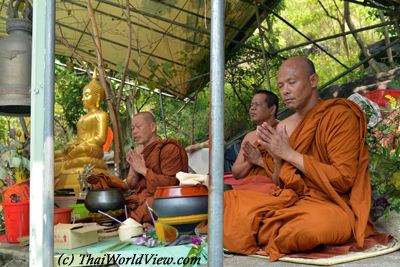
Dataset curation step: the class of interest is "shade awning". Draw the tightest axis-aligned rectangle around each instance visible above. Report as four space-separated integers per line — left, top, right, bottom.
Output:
0 0 279 98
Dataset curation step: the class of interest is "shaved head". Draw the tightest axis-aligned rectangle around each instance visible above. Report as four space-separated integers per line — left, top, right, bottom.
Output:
280 56 316 77
277 56 319 112
133 111 156 123
131 111 158 146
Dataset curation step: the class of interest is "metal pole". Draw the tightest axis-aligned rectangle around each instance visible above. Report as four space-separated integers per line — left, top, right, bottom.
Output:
159 90 168 138
269 9 350 69
344 0 395 11
272 21 394 55
29 0 55 266
318 38 400 92
209 0 224 266
169 21 394 91
255 5 271 91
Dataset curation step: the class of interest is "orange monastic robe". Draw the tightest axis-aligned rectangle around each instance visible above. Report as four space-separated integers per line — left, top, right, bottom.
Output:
248 144 271 177
126 139 188 223
224 99 373 261
232 144 277 194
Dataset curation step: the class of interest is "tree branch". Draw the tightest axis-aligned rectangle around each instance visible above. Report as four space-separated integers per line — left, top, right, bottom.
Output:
344 1 383 73
317 0 339 21
379 10 394 66
116 0 132 109
87 0 122 170
164 119 191 141
56 29 91 78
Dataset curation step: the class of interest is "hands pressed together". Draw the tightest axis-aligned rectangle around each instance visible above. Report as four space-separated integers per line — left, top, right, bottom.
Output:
127 149 147 176
256 122 293 164
242 141 264 168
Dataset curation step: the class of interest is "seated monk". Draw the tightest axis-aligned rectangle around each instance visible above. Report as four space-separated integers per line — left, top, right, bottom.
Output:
232 90 279 178
229 90 279 193
224 56 374 261
125 112 188 223
55 71 109 194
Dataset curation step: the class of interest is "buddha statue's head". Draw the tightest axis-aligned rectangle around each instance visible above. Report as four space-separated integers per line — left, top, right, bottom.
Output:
82 70 104 110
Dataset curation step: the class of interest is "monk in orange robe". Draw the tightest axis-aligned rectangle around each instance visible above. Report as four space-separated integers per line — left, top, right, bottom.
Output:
232 90 279 179
229 91 279 193
224 56 373 261
126 112 188 223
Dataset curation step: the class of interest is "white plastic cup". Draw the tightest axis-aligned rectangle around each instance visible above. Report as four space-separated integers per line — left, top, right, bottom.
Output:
118 224 143 241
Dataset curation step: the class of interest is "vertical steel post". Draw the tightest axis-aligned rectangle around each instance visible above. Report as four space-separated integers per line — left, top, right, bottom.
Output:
29 0 55 265
159 90 168 138
255 6 271 91
209 0 225 266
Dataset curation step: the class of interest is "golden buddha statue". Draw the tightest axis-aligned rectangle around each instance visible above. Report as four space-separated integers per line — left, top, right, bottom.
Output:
55 70 109 195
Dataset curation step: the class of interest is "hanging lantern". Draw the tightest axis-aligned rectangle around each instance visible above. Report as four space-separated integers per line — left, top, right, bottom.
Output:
0 0 32 116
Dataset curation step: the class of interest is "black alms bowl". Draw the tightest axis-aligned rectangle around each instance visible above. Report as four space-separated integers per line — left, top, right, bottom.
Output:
152 196 208 218
84 188 124 212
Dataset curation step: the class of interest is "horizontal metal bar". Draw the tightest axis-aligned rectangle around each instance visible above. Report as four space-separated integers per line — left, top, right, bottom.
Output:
344 0 397 11
59 43 186 98
101 0 277 57
318 37 400 92
150 0 242 31
56 21 185 66
55 61 175 98
269 9 350 69
99 0 210 35
62 0 269 60
272 21 395 55
63 0 207 48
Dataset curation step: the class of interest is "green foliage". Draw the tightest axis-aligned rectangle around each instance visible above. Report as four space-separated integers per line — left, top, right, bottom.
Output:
52 0 393 155
141 90 204 146
273 0 383 85
0 117 24 146
0 117 8 144
183 236 207 267
55 62 89 133
366 107 400 219
0 131 30 188
367 8 398 37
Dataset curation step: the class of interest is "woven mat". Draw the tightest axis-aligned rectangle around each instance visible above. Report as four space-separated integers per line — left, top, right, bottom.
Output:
250 238 400 266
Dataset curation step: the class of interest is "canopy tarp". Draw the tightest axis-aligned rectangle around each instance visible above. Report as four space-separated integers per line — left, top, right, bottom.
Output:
0 0 280 98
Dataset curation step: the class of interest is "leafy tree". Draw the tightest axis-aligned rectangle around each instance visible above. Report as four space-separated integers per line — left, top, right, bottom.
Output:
52 0 395 152
55 60 88 133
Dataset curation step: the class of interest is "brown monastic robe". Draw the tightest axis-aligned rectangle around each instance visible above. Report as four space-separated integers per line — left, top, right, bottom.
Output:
126 138 188 223
224 99 374 261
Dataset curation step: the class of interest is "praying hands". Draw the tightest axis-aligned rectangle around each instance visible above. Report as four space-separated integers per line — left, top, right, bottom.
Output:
256 122 292 161
127 149 147 176
256 122 305 173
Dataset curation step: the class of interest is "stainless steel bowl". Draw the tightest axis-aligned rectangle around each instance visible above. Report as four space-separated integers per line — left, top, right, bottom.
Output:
84 188 124 212
152 196 208 218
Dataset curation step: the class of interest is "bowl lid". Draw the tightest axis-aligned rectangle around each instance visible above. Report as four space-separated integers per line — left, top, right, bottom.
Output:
154 185 208 199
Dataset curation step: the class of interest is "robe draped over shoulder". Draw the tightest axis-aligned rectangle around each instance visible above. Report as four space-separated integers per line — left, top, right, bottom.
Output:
126 138 188 223
224 99 373 261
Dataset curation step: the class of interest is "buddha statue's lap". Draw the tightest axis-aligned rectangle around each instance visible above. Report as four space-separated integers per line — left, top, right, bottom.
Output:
55 72 109 195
